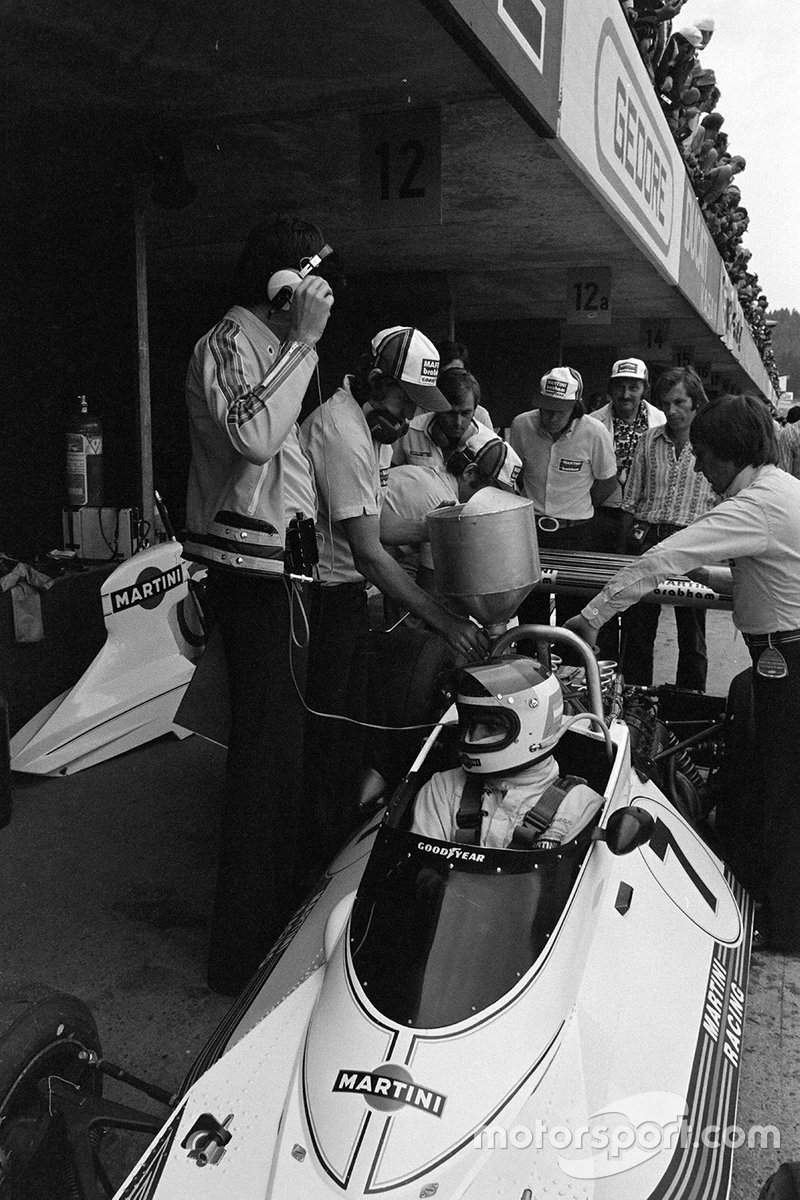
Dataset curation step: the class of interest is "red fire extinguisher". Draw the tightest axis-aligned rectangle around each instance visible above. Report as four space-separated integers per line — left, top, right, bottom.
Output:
66 394 104 507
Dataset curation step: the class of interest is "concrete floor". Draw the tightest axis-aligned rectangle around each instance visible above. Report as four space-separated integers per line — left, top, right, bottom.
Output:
3 609 798 1197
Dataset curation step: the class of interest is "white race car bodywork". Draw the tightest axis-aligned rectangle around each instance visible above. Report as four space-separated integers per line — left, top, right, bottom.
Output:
113 710 752 1200
10 543 206 775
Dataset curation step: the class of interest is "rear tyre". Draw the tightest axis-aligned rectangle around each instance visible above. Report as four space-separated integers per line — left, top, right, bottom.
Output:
0 984 101 1198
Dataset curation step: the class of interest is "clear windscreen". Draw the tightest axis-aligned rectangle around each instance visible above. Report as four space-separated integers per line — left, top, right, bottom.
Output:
348 824 590 1029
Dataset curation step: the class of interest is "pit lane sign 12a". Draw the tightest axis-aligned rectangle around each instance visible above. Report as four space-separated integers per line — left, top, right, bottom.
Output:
566 267 612 324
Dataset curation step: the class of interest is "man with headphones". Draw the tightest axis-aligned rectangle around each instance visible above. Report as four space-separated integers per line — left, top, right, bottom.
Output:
391 366 497 488
300 326 490 867
183 214 334 994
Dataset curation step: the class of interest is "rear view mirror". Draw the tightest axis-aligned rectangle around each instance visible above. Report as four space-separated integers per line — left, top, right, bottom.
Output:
593 806 654 855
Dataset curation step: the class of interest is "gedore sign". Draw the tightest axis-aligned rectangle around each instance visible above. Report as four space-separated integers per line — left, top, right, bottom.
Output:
613 77 667 228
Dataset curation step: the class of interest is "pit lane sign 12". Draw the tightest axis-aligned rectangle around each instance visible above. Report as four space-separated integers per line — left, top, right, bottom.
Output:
360 108 442 228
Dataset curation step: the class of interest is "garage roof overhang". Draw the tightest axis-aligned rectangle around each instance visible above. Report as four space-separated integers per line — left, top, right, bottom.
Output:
5 0 771 397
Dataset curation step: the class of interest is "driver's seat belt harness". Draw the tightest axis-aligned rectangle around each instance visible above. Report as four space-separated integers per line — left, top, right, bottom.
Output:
454 773 487 843
455 774 586 847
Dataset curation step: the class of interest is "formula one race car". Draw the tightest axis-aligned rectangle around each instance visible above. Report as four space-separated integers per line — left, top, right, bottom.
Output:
0 626 753 1200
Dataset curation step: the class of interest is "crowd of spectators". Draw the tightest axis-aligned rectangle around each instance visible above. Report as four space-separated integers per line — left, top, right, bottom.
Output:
619 1 780 393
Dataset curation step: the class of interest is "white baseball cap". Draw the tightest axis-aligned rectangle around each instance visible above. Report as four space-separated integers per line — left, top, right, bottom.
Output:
534 366 584 410
466 434 523 494
371 327 449 412
610 357 648 381
677 25 704 46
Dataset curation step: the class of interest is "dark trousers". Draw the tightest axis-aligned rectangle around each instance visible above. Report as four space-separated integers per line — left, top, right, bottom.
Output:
206 571 309 994
592 506 628 555
517 520 596 631
304 583 370 869
620 523 707 691
749 639 800 951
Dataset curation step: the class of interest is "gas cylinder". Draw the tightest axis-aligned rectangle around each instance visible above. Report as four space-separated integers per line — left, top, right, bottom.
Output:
66 395 104 507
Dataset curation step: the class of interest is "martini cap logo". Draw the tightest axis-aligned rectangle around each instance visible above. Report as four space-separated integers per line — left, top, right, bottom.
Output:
370 327 449 413
533 366 584 411
610 358 648 381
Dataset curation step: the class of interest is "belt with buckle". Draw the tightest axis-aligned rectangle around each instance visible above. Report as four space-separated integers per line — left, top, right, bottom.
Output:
743 628 800 648
536 516 590 533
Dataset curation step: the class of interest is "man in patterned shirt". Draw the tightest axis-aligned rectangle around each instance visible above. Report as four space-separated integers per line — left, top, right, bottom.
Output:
619 365 715 690
589 358 665 554
589 358 665 660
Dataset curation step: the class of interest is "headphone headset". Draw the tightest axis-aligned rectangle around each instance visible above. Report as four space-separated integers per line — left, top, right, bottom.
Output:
445 445 476 477
266 243 333 313
364 405 409 444
429 416 454 451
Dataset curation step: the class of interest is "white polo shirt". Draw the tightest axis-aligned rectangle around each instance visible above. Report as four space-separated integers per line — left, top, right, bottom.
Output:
301 379 392 585
509 412 616 520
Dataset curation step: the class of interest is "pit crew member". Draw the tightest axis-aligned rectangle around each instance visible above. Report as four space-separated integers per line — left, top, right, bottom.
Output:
382 433 523 597
300 327 489 866
510 366 617 628
391 367 497 487
182 214 334 994
566 393 800 952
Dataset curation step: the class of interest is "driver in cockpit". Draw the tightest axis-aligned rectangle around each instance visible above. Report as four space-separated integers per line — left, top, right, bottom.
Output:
412 656 602 849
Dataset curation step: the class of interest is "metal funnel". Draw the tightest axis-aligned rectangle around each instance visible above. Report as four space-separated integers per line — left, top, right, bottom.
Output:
426 494 540 636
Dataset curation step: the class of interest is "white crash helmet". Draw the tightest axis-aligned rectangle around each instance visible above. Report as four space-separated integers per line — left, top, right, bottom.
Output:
456 655 564 775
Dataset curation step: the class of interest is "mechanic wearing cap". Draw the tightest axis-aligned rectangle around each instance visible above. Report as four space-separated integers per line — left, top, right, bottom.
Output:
616 365 715 691
510 366 617 628
182 214 334 994
383 434 523 599
567 394 800 952
301 327 490 865
411 656 603 849
363 435 524 802
391 368 498 486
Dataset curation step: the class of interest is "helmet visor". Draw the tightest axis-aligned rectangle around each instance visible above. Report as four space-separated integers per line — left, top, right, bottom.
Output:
457 704 519 753
461 715 510 747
